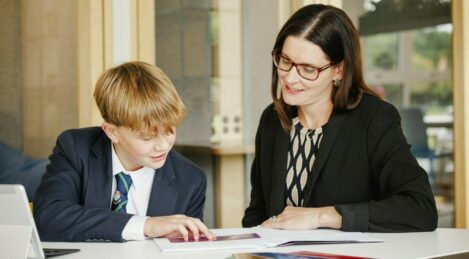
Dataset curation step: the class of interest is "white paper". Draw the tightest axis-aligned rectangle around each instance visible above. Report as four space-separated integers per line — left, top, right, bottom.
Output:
153 227 384 253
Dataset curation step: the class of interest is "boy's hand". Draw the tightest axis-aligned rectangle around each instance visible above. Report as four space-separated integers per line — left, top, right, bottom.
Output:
144 215 215 241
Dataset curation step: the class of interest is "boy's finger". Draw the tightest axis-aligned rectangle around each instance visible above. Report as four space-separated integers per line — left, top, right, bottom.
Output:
177 224 189 241
193 219 215 240
184 220 200 241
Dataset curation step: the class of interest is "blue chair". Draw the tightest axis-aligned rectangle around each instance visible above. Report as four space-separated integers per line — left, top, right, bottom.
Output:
0 142 47 201
399 108 452 187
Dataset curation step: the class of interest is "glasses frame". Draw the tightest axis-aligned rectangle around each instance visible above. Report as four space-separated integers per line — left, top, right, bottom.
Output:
272 51 334 81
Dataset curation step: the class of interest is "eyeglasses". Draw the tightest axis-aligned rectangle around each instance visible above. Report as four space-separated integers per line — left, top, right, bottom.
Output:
272 51 333 81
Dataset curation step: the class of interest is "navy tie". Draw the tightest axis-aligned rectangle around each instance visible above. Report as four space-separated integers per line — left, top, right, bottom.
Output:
111 172 133 213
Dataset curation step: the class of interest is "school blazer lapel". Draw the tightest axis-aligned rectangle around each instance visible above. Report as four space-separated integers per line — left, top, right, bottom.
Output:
146 153 178 216
87 133 114 209
303 111 345 205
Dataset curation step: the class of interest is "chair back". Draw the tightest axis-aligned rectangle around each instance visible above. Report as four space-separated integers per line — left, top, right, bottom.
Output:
399 108 430 156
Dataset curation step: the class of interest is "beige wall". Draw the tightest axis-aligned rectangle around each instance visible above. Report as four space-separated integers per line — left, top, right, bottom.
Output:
0 0 155 158
22 0 78 158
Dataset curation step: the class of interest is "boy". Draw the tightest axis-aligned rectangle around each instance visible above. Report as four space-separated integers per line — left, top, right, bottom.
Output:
34 61 214 242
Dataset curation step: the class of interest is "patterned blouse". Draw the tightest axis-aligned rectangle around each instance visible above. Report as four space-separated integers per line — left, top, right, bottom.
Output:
285 117 324 207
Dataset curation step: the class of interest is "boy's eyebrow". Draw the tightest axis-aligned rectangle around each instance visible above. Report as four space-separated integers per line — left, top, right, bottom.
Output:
135 131 154 137
135 129 167 136
133 124 176 136
130 129 151 136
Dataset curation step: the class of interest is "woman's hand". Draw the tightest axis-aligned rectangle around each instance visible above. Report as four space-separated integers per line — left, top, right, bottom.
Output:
261 206 342 230
144 215 215 241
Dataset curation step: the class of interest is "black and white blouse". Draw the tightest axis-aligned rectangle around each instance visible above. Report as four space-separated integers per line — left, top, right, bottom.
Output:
285 117 324 207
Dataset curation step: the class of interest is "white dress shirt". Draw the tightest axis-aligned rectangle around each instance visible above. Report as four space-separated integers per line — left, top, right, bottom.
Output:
111 144 156 241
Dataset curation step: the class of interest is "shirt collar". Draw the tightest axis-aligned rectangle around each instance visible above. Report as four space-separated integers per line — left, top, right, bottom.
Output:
291 117 323 135
111 144 155 190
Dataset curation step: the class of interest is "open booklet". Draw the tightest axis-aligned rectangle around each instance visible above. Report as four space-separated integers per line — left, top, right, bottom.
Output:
231 251 374 259
153 227 384 253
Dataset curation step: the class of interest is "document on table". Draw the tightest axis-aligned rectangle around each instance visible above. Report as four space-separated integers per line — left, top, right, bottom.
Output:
153 227 384 253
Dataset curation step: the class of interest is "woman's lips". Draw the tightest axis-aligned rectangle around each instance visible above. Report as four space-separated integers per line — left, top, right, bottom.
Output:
284 84 304 94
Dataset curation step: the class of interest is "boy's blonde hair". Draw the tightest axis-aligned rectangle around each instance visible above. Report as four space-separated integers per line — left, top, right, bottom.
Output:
94 61 185 134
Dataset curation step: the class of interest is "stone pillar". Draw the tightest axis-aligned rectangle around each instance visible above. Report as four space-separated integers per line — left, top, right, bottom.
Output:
0 0 22 150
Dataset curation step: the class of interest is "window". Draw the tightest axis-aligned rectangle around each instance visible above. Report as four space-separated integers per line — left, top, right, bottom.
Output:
359 0 454 227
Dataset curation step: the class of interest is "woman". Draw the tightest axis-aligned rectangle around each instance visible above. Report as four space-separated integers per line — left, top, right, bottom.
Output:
242 4 437 232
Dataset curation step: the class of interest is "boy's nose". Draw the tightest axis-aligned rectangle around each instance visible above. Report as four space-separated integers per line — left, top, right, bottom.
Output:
153 135 171 151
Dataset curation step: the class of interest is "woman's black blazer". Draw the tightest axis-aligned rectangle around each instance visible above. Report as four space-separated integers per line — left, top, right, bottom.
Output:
242 94 438 232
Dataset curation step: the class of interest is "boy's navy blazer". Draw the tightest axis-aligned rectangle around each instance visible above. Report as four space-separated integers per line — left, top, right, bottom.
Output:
34 127 206 242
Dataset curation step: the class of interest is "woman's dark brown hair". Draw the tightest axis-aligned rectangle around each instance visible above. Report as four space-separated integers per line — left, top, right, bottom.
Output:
271 4 377 131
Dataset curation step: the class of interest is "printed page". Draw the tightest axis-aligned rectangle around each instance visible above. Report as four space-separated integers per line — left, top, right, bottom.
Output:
153 227 384 253
154 228 276 253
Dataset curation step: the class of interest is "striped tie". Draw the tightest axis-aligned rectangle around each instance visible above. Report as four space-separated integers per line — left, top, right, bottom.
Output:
111 172 133 213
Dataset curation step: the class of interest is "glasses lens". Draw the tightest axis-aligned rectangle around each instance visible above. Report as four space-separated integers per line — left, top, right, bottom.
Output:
297 65 319 80
273 53 292 71
272 51 327 81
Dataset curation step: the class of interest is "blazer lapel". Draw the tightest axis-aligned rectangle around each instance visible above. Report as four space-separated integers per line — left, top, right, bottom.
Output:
270 126 290 216
86 133 113 209
146 153 178 216
303 111 345 206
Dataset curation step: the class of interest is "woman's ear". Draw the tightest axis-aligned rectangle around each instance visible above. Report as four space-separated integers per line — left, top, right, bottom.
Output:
334 60 344 81
101 122 119 143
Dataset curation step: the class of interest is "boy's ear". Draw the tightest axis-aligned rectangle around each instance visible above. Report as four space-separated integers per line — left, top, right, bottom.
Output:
101 122 119 143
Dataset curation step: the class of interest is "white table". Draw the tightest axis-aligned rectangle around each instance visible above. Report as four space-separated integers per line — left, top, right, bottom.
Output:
42 228 469 259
